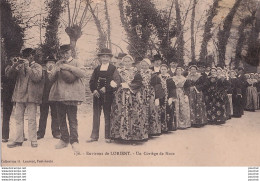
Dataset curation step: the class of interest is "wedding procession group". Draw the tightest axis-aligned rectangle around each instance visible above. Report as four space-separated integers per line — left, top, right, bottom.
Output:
87 48 260 146
1 45 260 154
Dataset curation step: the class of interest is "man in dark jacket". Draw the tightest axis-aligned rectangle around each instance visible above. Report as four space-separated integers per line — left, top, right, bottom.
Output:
237 67 247 114
2 56 16 143
150 54 162 74
37 55 60 140
87 48 120 143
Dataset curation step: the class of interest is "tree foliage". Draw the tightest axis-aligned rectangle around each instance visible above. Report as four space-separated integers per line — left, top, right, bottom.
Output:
41 0 64 60
119 0 176 62
217 0 243 67
1 0 25 59
199 0 221 63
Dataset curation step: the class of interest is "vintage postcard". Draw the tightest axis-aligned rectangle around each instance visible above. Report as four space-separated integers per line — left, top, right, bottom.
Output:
1 0 260 167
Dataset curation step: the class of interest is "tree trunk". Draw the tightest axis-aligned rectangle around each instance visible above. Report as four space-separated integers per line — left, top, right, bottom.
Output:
70 37 77 58
190 0 197 62
234 15 254 68
104 0 112 50
217 0 242 67
199 0 221 63
89 3 107 49
175 0 184 65
42 0 63 59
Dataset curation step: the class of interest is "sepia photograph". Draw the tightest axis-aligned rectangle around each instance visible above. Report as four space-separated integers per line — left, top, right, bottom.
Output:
1 0 260 167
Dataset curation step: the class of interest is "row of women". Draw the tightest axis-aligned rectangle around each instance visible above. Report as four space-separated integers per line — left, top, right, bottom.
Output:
108 55 260 142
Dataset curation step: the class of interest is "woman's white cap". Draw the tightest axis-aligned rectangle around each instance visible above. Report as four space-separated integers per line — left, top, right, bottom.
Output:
142 58 151 66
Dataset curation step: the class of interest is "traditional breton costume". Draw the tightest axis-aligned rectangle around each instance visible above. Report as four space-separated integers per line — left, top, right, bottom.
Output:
186 65 207 127
245 73 258 111
200 68 229 124
89 48 120 141
150 54 162 74
158 65 177 132
172 68 191 129
229 70 243 118
141 58 164 136
110 56 149 141
48 45 86 150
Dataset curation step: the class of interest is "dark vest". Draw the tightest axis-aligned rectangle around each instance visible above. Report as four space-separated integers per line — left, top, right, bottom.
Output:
89 64 116 94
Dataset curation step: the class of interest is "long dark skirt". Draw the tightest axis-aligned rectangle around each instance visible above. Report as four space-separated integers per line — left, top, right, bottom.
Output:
160 97 177 132
232 94 243 118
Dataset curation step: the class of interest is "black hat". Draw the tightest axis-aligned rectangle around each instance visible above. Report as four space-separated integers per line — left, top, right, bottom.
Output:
160 63 168 68
133 56 143 65
238 67 244 71
22 48 35 58
97 48 113 57
197 62 206 68
115 52 127 59
60 44 71 52
188 62 196 67
152 54 162 62
45 55 57 62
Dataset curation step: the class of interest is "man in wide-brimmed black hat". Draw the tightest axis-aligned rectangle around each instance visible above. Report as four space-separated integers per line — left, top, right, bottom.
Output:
88 48 120 143
168 61 178 77
151 54 162 74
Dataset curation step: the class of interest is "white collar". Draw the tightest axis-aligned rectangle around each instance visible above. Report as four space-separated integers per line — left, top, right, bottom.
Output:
100 63 109 71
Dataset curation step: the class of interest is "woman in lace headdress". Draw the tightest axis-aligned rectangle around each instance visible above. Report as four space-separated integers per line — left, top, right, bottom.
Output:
172 66 191 129
186 65 207 127
157 64 177 132
110 55 148 141
245 73 258 112
199 67 229 124
140 58 164 136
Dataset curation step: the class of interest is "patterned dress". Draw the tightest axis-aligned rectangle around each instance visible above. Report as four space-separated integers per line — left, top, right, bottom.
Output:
140 69 162 136
186 73 207 127
110 67 149 141
245 79 258 111
202 77 229 124
223 78 232 119
158 74 177 132
172 75 191 129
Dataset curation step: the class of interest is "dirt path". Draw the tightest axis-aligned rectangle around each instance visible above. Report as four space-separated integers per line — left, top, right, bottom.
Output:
2 107 260 166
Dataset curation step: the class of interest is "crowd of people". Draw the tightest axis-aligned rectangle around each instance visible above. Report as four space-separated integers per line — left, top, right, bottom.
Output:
88 48 260 146
1 46 260 154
